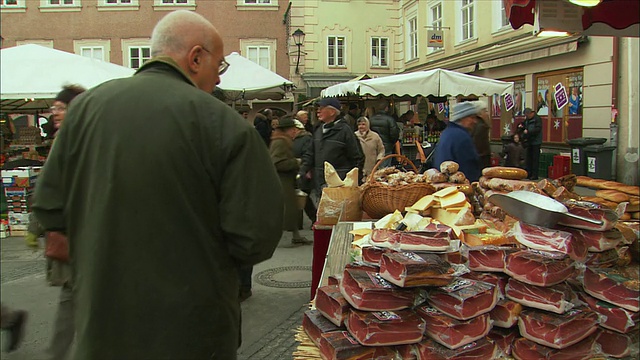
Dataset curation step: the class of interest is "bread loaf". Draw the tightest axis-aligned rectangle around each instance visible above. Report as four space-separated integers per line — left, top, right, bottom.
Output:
595 189 630 203
481 166 528 180
620 213 631 220
425 168 449 183
576 176 607 189
449 171 468 184
440 161 459 175
581 196 618 210
632 212 640 220
620 185 640 197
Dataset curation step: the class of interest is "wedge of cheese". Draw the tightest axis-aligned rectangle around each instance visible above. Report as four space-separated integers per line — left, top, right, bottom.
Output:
439 191 467 209
411 194 435 211
343 168 359 188
433 186 458 198
324 161 344 187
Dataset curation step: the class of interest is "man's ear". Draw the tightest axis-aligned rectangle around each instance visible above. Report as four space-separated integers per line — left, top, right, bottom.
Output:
187 46 202 73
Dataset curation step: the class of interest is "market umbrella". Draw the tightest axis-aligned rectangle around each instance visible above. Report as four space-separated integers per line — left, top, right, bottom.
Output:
217 52 294 102
1 44 135 113
504 0 640 37
321 68 514 98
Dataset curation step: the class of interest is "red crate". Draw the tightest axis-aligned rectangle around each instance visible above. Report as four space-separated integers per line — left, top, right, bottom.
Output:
552 155 571 179
548 165 555 179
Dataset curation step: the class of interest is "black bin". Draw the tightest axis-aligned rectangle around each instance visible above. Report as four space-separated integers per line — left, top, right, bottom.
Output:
584 145 616 180
566 137 607 176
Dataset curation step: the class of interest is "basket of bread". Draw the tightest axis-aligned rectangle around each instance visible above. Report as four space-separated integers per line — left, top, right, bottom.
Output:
361 154 436 219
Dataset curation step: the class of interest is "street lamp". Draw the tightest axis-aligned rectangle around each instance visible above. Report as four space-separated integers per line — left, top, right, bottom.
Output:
292 28 305 74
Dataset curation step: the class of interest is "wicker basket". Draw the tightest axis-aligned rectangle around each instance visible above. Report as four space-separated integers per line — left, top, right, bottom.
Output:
361 154 435 219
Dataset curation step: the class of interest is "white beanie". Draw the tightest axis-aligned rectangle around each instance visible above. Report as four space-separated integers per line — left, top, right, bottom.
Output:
451 101 478 122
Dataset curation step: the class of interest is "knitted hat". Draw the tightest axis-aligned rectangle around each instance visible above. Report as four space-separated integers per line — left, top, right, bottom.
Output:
451 101 478 123
54 85 85 105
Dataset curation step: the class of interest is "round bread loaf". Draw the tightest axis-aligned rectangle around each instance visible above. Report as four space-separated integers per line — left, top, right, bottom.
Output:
595 189 630 203
482 166 528 180
440 161 459 175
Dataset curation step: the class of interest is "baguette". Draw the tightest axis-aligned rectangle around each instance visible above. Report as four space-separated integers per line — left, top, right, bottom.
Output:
581 196 618 210
632 212 640 220
620 185 640 197
620 213 631 221
482 166 528 180
576 176 607 189
595 189 630 203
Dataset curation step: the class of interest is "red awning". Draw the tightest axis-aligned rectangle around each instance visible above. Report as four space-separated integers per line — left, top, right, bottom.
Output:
504 0 640 34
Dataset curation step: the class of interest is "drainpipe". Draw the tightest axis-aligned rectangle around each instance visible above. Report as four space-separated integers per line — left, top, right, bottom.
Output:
609 37 619 180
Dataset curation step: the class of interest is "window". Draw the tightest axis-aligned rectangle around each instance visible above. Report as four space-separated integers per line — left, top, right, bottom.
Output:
106 0 132 3
461 0 475 41
81 47 104 61
129 46 151 69
1 0 19 5
431 3 442 30
244 0 270 3
39 0 80 9
407 16 418 61
327 36 345 67
247 46 270 69
47 0 75 4
370 37 388 68
500 1 509 27
161 0 187 3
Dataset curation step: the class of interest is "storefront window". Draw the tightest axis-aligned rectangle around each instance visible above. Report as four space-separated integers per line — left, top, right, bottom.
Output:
535 69 583 143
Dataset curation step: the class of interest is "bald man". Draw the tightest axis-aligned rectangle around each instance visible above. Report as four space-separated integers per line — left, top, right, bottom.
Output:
295 109 313 133
32 10 283 360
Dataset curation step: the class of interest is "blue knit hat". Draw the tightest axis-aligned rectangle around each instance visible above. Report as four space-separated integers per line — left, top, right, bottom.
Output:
451 101 478 122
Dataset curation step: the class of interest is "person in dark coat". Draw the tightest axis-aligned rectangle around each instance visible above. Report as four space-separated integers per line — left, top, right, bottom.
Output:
369 100 399 167
253 112 271 146
292 119 316 227
503 133 525 168
300 97 364 196
31 10 283 360
471 101 491 171
521 107 543 180
434 101 481 182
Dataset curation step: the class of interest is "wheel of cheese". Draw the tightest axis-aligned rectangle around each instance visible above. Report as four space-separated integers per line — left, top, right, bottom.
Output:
595 190 630 203
482 166 528 180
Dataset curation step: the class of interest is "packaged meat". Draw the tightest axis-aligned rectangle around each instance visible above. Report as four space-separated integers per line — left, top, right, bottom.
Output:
505 278 579 314
344 308 425 346
302 310 342 347
512 335 598 360
316 285 350 327
370 227 454 252
595 327 639 359
416 306 492 350
360 246 392 266
559 226 623 253
584 247 620 268
577 291 639 333
517 307 599 349
582 265 639 312
487 327 518 356
462 271 508 296
413 337 498 360
466 245 519 272
328 274 341 286
558 199 619 231
426 278 499 320
489 299 522 328
344 262 379 273
339 268 422 311
504 250 576 287
536 178 558 197
318 330 375 360
379 252 454 288
510 222 587 261
394 344 418 360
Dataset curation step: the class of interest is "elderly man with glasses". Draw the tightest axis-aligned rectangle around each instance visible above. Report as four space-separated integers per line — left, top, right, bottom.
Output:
32 10 283 360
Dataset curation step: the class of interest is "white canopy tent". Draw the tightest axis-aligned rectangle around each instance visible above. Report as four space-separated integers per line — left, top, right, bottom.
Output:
217 52 294 102
321 68 514 98
1 44 135 113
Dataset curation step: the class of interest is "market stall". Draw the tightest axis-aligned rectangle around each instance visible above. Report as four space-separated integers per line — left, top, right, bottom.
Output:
297 161 639 359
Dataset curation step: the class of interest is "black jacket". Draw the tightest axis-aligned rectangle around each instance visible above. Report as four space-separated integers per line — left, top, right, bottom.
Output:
254 114 271 146
369 112 399 154
300 118 364 193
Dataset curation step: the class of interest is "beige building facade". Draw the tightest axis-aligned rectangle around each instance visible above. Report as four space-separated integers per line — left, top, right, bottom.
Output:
289 0 638 184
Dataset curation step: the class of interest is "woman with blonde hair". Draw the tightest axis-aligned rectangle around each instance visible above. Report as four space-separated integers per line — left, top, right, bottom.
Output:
354 116 385 179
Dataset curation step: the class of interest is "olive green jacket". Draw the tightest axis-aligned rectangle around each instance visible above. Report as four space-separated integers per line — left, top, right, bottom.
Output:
32 57 283 360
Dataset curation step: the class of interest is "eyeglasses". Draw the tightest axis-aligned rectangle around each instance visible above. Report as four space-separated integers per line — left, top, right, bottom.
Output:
49 106 66 113
200 45 230 75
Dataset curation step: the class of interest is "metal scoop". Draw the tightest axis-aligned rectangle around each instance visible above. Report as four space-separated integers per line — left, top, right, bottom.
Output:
489 190 603 228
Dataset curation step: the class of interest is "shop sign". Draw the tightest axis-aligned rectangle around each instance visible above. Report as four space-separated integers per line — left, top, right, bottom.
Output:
554 82 568 110
427 30 444 48
504 93 514 112
437 102 445 113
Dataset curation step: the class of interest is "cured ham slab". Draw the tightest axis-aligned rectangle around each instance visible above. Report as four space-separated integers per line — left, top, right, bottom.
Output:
505 278 579 314
558 199 619 231
370 226 454 251
426 278 499 320
361 246 391 266
339 268 421 311
595 327 638 359
585 247 620 268
517 307 599 349
489 299 522 328
344 308 425 346
413 337 499 360
462 271 508 296
578 291 639 333
512 335 598 360
318 330 375 360
559 226 623 252
316 285 350 327
582 265 640 312
416 306 492 350
504 250 576 287
511 222 586 261
379 252 454 287
467 246 518 272
302 310 341 347
487 327 518 356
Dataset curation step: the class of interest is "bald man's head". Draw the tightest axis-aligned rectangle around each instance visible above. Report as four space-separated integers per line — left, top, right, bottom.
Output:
149 11 225 93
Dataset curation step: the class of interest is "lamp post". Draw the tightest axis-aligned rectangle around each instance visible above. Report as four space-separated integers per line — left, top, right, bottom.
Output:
292 28 305 74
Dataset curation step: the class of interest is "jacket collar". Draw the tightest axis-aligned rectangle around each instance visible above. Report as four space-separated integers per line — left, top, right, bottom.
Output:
134 56 198 88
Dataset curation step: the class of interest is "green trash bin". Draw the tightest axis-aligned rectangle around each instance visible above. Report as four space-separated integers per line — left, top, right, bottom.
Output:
567 137 607 176
539 152 556 179
584 145 616 180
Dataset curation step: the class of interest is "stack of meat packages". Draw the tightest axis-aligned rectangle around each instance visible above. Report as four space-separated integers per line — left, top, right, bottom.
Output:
302 223 504 360
467 167 639 359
